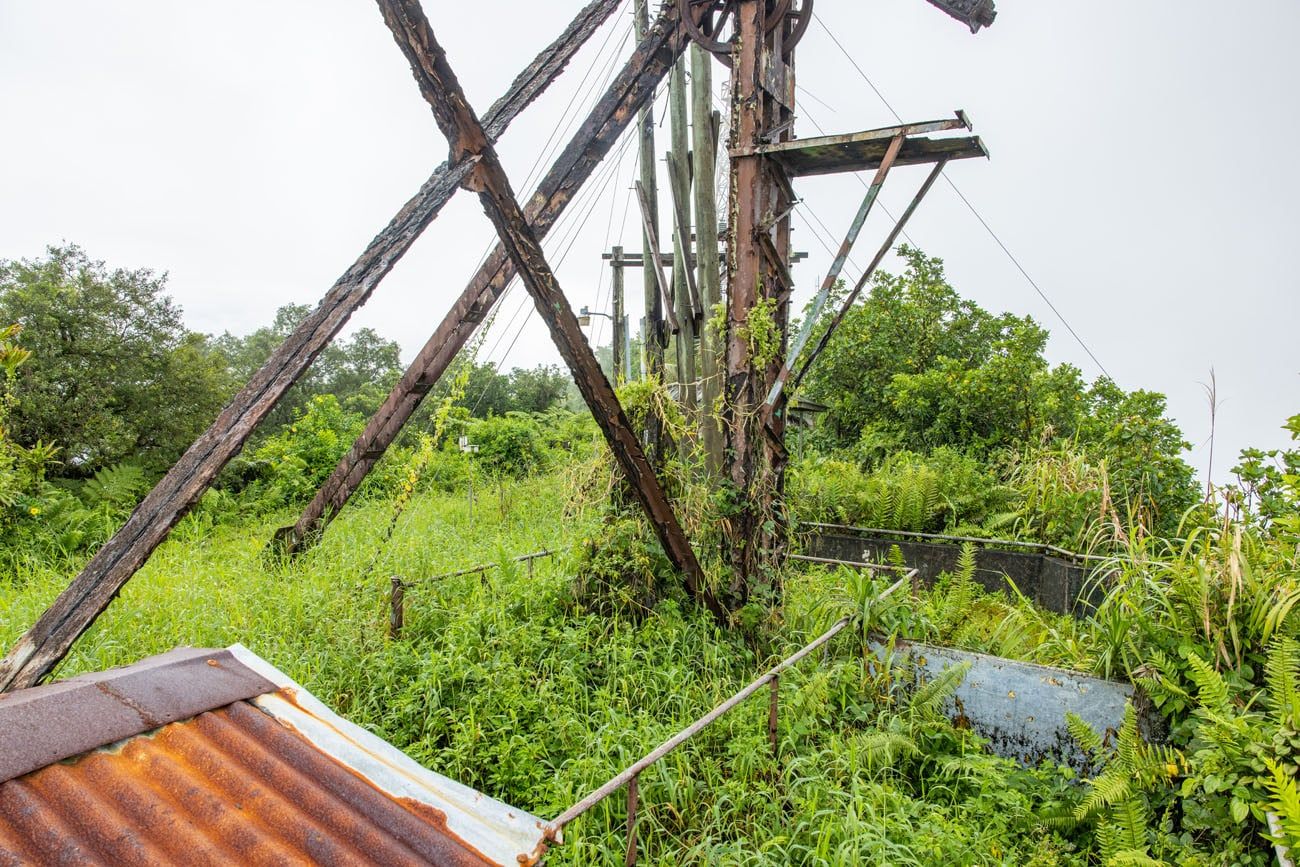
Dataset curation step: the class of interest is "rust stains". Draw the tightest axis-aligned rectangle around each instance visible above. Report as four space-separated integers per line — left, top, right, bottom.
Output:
0 699 496 867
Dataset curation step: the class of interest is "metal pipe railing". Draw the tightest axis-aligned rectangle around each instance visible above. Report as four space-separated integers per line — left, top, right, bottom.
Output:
546 571 912 858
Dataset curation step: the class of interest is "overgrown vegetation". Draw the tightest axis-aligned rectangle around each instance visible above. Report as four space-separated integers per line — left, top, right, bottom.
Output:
2 243 1297 864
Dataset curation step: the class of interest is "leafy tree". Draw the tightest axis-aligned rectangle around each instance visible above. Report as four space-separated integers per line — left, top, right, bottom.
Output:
1234 412 1300 545
800 246 1196 537
0 245 234 476
508 364 569 413
469 413 547 477
213 304 402 429
453 362 512 418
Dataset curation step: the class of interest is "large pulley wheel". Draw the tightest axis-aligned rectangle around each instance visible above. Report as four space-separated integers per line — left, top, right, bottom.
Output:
678 0 814 65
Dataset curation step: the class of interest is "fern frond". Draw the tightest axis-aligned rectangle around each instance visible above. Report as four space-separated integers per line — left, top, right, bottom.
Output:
1185 651 1233 716
1264 636 1300 722
1066 711 1105 759
1077 769 1134 821
911 662 970 718
854 730 920 769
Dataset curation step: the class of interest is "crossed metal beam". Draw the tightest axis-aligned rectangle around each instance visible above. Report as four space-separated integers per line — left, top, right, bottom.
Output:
374 0 721 618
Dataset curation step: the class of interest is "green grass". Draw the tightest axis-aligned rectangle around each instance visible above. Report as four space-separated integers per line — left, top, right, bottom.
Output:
1 474 1092 865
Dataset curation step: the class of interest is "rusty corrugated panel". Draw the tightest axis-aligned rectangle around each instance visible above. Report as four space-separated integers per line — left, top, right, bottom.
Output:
0 646 549 866
0 647 276 785
0 700 497 866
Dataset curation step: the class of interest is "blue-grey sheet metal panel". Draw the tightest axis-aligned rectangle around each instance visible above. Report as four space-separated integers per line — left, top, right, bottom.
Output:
878 639 1164 771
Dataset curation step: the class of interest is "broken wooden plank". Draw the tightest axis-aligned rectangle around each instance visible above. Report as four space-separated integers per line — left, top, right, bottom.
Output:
0 0 625 694
373 0 720 617
734 126 986 177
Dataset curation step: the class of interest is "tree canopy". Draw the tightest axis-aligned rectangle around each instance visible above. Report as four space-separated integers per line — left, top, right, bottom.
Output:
0 245 233 476
800 246 1198 535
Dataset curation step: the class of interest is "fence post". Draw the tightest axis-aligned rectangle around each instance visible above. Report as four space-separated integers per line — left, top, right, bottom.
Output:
389 577 406 639
625 773 640 867
768 674 780 760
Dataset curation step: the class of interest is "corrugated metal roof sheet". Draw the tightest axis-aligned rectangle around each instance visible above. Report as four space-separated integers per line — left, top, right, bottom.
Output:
0 645 549 866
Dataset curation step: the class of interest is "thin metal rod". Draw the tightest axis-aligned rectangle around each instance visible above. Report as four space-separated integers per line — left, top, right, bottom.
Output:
625 775 640 867
768 675 780 759
786 158 948 395
547 618 849 836
419 550 554 584
790 554 919 574
549 571 913 840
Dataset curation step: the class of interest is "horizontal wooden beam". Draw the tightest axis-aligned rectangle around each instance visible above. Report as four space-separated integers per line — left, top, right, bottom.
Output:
730 112 986 177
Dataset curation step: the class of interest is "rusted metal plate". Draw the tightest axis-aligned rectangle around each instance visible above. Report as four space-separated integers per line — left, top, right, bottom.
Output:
744 130 987 177
0 645 548 866
0 647 276 784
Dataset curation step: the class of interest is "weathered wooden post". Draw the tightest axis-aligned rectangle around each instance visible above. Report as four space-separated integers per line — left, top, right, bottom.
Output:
634 0 665 464
691 43 724 478
611 244 625 384
389 576 406 639
668 57 697 430
720 1 797 606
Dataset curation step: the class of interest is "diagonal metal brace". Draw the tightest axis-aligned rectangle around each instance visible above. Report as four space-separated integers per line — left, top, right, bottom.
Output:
785 158 950 398
375 0 722 618
764 132 906 411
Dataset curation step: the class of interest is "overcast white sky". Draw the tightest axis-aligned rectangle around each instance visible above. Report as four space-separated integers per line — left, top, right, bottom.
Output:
1 1 1297 481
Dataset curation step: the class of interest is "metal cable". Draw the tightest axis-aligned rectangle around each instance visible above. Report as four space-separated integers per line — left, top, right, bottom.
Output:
810 10 1113 380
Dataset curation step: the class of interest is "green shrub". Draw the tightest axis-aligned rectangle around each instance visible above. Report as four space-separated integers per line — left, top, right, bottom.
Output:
789 448 1011 533
241 394 365 509
468 413 548 479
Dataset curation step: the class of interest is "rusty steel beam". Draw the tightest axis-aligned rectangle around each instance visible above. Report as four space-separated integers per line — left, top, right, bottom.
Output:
275 2 696 556
373 0 719 616
0 0 624 694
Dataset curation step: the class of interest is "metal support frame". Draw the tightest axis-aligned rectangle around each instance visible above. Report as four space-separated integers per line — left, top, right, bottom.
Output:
785 158 949 397
0 0 626 693
374 0 720 616
274 1 696 558
764 132 905 411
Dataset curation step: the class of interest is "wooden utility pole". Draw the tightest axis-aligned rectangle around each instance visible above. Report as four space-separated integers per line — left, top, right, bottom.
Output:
721 1 798 605
634 0 665 405
668 57 697 426
611 244 625 383
691 43 723 478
